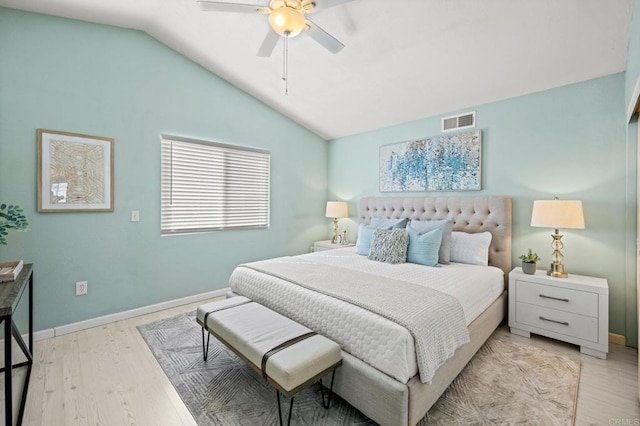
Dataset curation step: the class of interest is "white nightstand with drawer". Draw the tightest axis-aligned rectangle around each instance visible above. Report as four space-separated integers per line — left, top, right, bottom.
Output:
508 267 608 359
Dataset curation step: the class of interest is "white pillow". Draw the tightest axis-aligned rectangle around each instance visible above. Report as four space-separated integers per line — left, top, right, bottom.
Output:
450 231 492 266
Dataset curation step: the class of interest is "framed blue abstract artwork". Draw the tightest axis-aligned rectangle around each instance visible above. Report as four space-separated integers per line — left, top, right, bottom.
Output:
379 130 482 192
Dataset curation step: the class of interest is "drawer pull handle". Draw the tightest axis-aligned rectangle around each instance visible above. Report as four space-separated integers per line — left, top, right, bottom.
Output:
539 316 569 326
539 294 569 302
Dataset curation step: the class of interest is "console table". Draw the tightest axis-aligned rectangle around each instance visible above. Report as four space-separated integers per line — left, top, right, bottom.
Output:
0 264 33 425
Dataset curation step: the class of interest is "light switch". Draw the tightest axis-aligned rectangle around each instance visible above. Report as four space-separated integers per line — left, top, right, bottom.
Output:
131 210 140 222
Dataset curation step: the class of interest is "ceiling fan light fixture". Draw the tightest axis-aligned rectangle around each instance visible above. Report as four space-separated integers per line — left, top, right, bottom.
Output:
269 6 306 37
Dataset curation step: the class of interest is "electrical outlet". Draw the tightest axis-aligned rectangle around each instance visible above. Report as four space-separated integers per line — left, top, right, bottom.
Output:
131 210 140 222
76 281 88 296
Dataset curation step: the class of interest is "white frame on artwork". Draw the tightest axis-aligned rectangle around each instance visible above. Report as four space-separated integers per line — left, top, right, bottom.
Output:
37 129 114 212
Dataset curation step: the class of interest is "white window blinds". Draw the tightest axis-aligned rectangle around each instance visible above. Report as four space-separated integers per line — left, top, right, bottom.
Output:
161 135 270 235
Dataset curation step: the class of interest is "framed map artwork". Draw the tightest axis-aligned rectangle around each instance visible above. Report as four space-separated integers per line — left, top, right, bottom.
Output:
37 129 114 212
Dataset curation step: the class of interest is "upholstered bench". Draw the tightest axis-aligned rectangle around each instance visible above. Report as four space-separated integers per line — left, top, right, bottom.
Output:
196 297 342 426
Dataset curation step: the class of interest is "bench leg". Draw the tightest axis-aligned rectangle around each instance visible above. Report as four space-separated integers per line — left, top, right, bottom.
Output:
275 389 294 426
201 328 210 362
319 370 336 409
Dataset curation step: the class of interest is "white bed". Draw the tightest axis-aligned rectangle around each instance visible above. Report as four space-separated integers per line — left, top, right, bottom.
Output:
229 196 512 425
231 248 504 384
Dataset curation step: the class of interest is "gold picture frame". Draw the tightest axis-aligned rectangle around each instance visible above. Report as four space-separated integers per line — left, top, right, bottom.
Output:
37 129 114 212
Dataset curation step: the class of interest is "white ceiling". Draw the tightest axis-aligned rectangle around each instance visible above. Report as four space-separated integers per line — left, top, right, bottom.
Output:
0 0 633 140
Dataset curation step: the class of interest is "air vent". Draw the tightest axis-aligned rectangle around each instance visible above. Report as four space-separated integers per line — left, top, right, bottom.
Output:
441 111 476 132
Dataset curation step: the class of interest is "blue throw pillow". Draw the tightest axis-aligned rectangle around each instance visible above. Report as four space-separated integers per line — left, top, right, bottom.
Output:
356 223 392 255
371 217 408 229
408 219 454 264
356 224 376 255
407 228 443 267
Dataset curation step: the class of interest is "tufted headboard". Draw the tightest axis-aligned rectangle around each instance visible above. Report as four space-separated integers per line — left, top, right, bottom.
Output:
358 196 512 287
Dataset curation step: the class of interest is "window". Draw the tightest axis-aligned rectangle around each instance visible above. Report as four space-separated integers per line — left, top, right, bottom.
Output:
161 134 270 235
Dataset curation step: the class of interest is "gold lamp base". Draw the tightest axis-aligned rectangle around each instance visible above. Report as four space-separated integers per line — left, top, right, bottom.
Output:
331 217 339 244
547 262 568 278
547 231 569 278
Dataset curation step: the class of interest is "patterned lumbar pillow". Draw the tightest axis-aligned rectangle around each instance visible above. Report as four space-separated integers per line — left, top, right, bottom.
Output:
368 228 408 264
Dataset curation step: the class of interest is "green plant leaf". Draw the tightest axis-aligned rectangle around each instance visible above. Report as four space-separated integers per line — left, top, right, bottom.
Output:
0 203 29 243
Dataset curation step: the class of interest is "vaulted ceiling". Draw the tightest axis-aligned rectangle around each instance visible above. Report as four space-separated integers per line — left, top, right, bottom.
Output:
0 0 633 139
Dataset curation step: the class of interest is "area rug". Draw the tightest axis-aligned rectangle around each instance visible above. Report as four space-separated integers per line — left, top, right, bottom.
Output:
138 313 580 425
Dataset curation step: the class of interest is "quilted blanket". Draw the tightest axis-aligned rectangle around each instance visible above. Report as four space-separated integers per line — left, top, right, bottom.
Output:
238 257 470 384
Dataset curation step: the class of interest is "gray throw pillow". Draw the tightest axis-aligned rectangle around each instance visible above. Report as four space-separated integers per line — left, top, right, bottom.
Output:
368 228 408 264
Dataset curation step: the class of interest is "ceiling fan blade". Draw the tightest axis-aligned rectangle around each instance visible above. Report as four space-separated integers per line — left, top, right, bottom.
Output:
257 30 281 57
316 0 357 10
197 1 270 14
305 20 345 54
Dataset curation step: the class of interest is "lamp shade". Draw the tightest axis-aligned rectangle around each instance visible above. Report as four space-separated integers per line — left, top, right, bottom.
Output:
325 201 348 218
531 199 585 229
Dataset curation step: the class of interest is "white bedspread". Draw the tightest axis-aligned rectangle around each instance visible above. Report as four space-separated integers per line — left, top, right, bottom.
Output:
229 247 504 384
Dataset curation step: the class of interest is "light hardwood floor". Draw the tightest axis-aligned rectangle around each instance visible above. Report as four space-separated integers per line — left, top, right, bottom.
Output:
3 299 639 425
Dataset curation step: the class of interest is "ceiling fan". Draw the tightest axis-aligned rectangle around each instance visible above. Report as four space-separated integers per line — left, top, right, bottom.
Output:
197 0 356 57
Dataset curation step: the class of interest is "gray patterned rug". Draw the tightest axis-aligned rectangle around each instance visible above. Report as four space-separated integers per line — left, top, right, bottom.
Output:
138 313 580 425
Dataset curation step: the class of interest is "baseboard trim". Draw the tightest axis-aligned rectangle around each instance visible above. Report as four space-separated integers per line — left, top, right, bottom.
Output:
34 328 55 341
8 288 226 343
609 332 626 346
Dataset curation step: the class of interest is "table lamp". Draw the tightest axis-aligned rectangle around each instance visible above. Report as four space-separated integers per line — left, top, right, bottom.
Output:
325 201 348 244
530 198 585 278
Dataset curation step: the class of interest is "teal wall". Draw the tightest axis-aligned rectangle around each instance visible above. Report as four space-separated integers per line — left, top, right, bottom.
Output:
328 74 635 345
0 8 328 330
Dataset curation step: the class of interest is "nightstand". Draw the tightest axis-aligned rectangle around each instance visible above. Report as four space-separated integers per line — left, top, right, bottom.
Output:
313 240 355 252
508 267 608 359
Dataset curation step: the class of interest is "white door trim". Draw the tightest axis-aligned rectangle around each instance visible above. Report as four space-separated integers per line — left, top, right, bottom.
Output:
628 75 640 123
